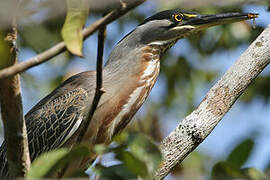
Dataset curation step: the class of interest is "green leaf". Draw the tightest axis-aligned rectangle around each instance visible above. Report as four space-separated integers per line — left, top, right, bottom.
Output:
93 144 108 155
115 151 148 178
227 138 255 167
211 161 245 180
26 145 90 179
107 164 137 179
61 0 90 56
113 131 129 144
112 132 162 178
93 164 135 180
128 133 162 175
241 168 266 180
0 32 11 69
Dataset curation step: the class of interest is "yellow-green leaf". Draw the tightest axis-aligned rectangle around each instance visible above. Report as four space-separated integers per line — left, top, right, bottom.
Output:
61 0 90 57
0 32 10 69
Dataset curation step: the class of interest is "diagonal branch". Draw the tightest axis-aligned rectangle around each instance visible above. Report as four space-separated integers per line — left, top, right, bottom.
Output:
155 25 270 179
0 0 147 80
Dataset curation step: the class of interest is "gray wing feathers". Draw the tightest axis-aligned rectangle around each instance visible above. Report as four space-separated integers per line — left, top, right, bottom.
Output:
27 88 88 158
0 87 88 178
0 142 8 178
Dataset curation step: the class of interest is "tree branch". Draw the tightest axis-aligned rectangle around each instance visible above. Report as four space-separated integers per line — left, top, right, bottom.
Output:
155 25 270 179
0 0 146 80
76 15 107 144
0 25 31 178
58 13 107 179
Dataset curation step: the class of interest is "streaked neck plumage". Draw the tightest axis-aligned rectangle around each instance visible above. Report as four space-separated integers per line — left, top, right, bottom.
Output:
100 27 179 138
104 27 179 76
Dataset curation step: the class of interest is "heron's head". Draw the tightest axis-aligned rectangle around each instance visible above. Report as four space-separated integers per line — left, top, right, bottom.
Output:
132 9 258 45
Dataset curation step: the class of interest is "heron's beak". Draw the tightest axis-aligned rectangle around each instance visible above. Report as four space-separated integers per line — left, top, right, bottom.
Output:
184 12 259 29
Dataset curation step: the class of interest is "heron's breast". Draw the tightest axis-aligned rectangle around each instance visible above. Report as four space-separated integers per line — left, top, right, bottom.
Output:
90 45 162 144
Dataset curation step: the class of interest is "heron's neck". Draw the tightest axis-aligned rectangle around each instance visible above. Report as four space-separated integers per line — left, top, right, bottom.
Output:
101 41 176 138
104 38 177 75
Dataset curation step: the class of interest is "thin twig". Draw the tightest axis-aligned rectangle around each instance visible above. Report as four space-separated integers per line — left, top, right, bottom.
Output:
96 23 106 95
155 25 270 179
60 15 106 179
76 17 107 144
0 0 147 80
58 10 108 178
0 2 31 177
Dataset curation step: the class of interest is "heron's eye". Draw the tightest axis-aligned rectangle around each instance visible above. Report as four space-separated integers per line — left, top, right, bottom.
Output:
174 14 183 22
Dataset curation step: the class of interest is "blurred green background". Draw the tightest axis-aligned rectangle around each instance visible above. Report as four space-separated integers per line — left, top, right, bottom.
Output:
1 0 270 179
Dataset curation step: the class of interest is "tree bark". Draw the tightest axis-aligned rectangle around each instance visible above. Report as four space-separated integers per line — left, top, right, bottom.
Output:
0 27 31 177
155 25 270 179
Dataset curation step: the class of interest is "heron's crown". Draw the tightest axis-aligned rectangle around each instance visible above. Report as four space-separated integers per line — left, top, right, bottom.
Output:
140 9 198 25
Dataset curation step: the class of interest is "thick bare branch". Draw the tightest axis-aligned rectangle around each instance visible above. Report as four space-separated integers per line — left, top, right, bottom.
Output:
155 25 270 179
0 0 146 80
0 28 31 177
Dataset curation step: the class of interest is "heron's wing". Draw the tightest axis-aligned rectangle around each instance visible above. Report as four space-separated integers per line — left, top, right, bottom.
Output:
25 87 88 159
0 88 88 178
0 71 97 178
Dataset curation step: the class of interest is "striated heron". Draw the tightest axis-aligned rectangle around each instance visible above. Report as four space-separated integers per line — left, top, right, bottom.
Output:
0 9 258 178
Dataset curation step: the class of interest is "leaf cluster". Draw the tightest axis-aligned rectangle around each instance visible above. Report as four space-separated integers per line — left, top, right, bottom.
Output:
26 132 162 179
211 138 269 180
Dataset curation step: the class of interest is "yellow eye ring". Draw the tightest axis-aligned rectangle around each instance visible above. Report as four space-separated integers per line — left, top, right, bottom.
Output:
174 14 183 22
